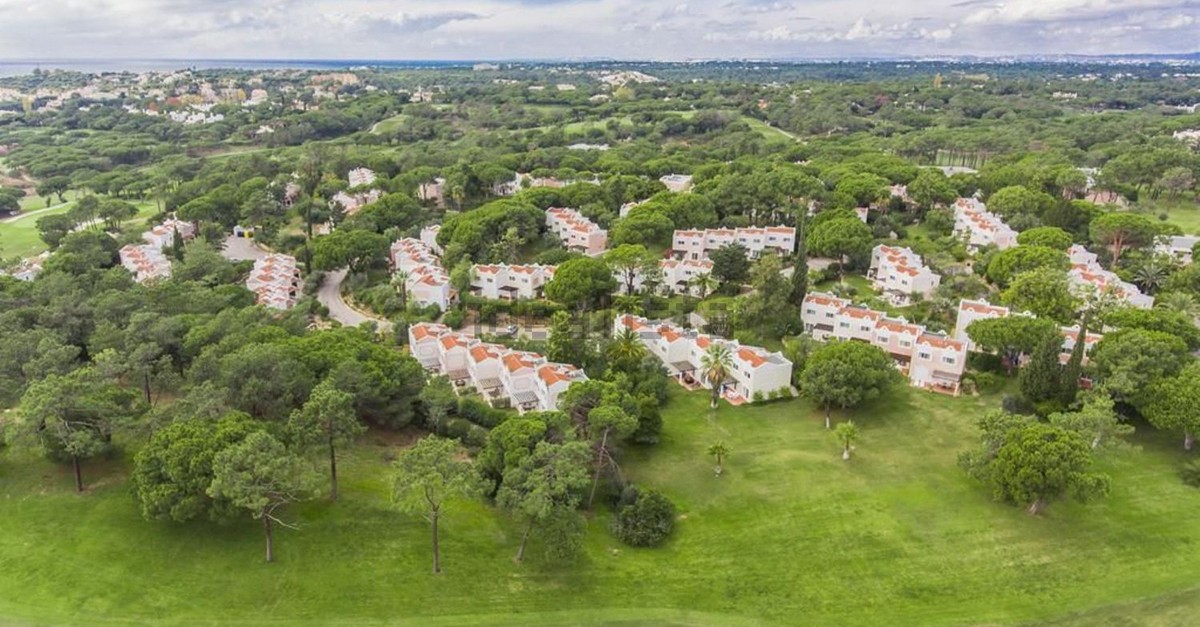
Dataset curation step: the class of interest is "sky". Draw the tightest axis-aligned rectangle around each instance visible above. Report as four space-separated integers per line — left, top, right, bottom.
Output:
0 0 1196 61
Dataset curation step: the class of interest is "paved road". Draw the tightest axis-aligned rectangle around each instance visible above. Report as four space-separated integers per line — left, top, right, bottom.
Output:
0 200 73 224
220 235 268 262
318 268 393 331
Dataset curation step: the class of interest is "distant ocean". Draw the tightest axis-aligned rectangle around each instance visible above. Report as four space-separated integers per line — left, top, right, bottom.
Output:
0 58 478 77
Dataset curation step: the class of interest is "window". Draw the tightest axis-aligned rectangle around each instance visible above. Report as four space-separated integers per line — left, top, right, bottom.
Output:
918 351 931 360
876 334 889 343
805 308 815 315
839 322 850 329
942 356 956 365
860 325 871 332
825 312 834 318
900 340 911 348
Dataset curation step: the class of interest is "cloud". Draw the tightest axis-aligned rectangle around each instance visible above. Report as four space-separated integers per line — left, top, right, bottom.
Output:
962 0 1198 25
366 11 488 35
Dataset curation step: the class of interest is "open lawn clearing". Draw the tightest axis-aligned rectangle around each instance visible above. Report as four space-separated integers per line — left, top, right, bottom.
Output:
2 387 1200 625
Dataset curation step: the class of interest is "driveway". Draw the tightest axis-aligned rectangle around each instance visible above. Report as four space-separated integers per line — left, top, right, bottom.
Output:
220 235 268 262
318 268 392 331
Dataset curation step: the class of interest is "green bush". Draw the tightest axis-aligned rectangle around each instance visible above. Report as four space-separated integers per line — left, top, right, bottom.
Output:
443 308 466 329
611 488 677 547
458 396 507 428
1180 460 1200 488
970 371 1006 394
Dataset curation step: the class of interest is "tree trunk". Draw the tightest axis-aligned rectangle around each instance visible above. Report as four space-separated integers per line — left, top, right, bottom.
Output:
72 455 83 492
1186 430 1195 451
263 515 274 563
431 509 441 574
824 403 831 429
842 445 851 460
587 429 609 509
143 372 152 405
1027 498 1045 516
1092 434 1102 450
328 436 339 501
515 521 534 562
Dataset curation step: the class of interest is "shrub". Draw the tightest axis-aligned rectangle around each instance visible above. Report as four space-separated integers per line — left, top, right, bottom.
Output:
443 308 466 329
445 418 473 441
464 424 490 449
458 397 506 428
1181 461 1200 488
970 372 1006 394
611 488 677 547
968 352 1005 375
752 391 765 403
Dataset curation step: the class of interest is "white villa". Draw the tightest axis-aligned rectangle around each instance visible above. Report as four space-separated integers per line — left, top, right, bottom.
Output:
348 167 377 188
391 238 453 311
408 322 588 413
672 226 796 261
953 197 1018 250
1066 245 1153 309
119 216 198 284
802 292 968 395
471 264 557 300
546 207 608 256
614 314 792 404
247 253 301 309
141 218 195 249
658 258 716 296
420 225 444 255
868 244 941 304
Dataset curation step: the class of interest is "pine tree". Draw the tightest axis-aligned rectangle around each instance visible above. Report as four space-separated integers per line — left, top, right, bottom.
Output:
1020 334 1064 413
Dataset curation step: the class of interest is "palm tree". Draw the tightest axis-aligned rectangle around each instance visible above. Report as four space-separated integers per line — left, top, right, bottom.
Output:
606 327 647 370
707 441 729 476
700 343 733 409
391 271 409 310
612 294 644 315
1158 292 1200 319
689 272 718 299
1133 260 1169 295
834 421 859 460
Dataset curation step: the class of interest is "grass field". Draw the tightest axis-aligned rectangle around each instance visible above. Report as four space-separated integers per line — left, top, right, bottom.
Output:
2 386 1200 625
1133 195 1200 234
0 198 159 260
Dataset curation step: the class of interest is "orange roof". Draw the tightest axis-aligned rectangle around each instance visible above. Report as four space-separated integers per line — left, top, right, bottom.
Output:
411 324 442 341
843 307 882 321
658 327 682 343
737 347 766 368
960 301 1008 316
805 293 846 307
695 336 712 349
440 335 465 350
918 334 964 350
538 364 573 385
877 319 920 335
470 345 497 362
503 353 533 372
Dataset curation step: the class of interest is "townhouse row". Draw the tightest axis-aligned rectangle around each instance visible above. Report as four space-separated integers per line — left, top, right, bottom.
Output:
867 244 941 305
546 207 607 256
952 298 1104 365
247 253 301 309
672 226 796 261
953 197 1018 251
391 238 454 311
119 218 196 283
614 314 793 404
801 292 968 395
1066 245 1154 309
471 263 557 300
408 322 588 413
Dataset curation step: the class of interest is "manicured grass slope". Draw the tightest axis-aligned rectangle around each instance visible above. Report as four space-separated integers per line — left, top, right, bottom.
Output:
2 387 1199 625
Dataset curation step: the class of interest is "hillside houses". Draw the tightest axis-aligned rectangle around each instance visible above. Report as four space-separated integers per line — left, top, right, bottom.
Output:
614 314 792 404
802 292 968 395
420 225 443 255
408 322 587 413
1067 245 1153 308
546 207 608 256
471 264 557 300
119 217 196 284
247 253 301 309
347 167 377 188
672 226 795 261
953 197 1018 250
390 238 453 311
417 178 446 207
868 245 941 305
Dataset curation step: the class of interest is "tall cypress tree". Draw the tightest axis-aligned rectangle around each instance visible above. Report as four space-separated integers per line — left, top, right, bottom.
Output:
790 212 809 303
1059 311 1090 406
1020 334 1065 411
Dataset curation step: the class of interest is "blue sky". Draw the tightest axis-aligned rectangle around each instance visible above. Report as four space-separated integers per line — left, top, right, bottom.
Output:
0 0 1196 60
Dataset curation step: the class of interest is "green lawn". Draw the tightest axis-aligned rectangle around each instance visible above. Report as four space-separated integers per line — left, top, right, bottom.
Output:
1132 195 1200 235
2 386 1200 625
370 114 412 135
0 198 159 260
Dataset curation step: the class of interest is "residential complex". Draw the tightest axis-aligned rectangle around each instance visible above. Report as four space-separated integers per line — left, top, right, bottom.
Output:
347 167 377 188
672 226 796 261
546 207 608 256
659 173 694 193
471 264 557 300
868 244 941 304
407 322 587 413
614 314 793 404
420 224 443 255
1155 235 1200 265
119 217 197 284
802 292 968 395
953 197 1018 250
658 258 716 296
247 253 301 309
331 189 383 215
390 238 453 311
1067 245 1154 308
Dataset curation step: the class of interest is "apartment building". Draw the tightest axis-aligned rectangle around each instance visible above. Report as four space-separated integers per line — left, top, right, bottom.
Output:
390 238 453 310
141 218 195 249
471 264 557 300
659 173 694 193
613 314 793 404
420 225 443 255
953 197 1018 250
407 322 588 413
672 226 796 261
331 189 382 215
546 207 608 256
801 292 968 395
658 258 715 296
1155 235 1200 265
951 299 1103 365
119 244 173 283
347 167 377 188
868 244 941 304
1065 245 1153 309
417 178 446 207
246 253 301 309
